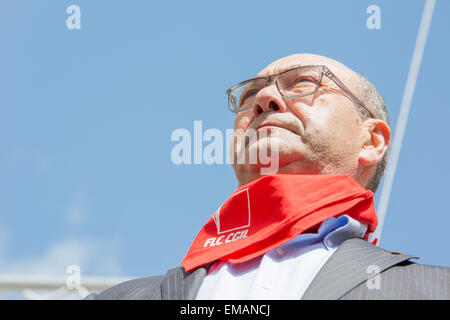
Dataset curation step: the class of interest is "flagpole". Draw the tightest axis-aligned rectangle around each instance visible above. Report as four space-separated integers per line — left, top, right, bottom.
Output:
372 0 436 245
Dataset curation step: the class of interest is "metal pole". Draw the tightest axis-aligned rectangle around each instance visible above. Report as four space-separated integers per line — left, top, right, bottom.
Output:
373 0 436 245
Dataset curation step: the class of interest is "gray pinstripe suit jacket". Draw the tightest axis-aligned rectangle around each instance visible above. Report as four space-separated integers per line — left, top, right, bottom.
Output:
85 238 450 300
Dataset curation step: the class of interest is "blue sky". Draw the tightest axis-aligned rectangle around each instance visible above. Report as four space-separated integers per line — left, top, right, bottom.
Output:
0 0 449 286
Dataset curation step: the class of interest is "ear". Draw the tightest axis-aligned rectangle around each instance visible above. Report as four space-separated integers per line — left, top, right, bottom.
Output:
358 119 391 166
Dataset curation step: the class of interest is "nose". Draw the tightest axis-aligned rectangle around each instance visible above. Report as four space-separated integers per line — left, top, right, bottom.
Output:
253 84 287 117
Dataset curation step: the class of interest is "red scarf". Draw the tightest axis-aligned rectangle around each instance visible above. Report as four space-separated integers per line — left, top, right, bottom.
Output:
181 174 377 272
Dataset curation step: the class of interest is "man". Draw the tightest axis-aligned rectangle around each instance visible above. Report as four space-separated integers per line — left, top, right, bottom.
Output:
86 53 450 300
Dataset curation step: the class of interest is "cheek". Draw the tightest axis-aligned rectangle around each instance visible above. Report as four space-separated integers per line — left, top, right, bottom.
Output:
234 110 254 131
300 97 362 147
331 102 362 139
326 112 363 155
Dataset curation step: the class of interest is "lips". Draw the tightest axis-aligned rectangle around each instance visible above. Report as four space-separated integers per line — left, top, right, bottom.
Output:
257 122 286 130
256 121 300 135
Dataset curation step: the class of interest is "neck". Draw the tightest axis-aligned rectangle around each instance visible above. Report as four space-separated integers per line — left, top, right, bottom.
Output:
236 169 370 191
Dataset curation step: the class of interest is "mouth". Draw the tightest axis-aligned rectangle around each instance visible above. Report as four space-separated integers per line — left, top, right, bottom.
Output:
256 122 300 135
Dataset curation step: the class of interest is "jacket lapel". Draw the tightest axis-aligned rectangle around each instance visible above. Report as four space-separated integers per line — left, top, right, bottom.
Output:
160 238 418 300
301 237 418 300
160 265 208 300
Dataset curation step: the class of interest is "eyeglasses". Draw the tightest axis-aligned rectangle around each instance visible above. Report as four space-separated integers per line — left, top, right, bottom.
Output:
226 65 374 118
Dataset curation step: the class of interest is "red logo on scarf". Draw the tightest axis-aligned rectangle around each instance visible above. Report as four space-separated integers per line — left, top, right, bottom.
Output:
204 189 251 248
182 174 377 272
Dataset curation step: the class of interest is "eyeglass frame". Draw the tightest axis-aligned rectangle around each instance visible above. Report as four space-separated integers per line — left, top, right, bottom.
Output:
226 64 375 118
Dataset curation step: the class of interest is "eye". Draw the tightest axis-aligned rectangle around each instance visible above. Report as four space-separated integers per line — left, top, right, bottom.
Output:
295 76 316 83
239 89 259 107
242 89 258 100
286 77 316 89
281 75 315 89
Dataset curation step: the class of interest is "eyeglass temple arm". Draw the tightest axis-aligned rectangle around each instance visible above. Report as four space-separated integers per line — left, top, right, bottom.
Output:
323 68 374 118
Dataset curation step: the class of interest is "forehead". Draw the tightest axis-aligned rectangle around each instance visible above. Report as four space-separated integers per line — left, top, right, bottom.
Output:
256 54 360 91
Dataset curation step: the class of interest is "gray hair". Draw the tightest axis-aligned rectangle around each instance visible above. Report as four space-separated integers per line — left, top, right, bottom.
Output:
356 73 390 193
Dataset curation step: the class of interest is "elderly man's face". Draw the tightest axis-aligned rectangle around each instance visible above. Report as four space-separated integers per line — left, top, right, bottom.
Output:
231 54 380 187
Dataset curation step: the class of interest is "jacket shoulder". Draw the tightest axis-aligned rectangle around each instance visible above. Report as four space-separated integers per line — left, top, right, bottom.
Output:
341 260 450 300
84 274 166 300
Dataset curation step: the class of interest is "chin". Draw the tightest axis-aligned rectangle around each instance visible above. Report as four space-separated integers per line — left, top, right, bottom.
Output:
232 149 300 179
245 138 279 166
